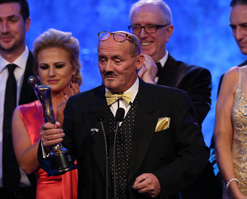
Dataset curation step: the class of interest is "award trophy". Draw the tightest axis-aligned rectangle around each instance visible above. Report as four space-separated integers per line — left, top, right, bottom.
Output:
28 76 77 176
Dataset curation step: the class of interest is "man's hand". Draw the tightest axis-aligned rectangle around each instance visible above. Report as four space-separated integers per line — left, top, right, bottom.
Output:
132 173 161 198
138 54 157 84
40 122 65 150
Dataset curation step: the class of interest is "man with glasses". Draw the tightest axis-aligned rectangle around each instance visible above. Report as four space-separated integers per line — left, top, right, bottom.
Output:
38 31 209 199
128 0 218 199
129 0 212 127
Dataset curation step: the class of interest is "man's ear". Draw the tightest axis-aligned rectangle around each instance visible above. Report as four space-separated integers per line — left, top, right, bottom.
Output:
136 54 145 71
165 25 174 43
25 17 31 32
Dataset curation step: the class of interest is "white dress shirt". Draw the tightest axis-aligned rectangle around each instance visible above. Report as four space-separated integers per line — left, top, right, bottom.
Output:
0 46 31 187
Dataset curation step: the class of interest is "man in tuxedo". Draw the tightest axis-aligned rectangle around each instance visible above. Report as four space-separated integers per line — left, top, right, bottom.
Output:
128 0 212 127
0 0 37 198
39 31 209 199
128 1 217 198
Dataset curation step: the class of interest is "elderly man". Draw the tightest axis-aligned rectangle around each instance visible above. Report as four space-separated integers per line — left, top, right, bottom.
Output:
39 31 208 199
128 1 218 198
128 0 212 127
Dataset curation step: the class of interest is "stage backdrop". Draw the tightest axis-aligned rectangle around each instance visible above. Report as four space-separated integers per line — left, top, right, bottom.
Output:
26 0 246 146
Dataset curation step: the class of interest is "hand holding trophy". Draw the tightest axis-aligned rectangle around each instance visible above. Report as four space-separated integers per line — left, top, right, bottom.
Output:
28 76 77 176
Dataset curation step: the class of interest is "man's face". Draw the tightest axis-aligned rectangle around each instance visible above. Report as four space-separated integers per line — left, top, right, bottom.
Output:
130 4 173 62
98 36 144 93
230 5 247 55
0 3 30 54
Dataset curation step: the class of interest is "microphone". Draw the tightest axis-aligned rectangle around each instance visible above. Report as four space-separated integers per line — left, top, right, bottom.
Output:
96 111 108 199
113 108 125 199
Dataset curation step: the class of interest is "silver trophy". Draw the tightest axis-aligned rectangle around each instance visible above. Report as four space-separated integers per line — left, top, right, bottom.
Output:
28 76 77 176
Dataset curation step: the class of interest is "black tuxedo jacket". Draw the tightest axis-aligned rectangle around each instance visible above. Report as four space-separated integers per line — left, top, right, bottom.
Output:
11 51 37 190
58 79 209 199
18 51 37 188
18 51 37 105
157 54 212 126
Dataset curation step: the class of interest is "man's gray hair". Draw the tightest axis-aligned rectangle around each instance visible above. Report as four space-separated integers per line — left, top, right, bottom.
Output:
129 0 172 24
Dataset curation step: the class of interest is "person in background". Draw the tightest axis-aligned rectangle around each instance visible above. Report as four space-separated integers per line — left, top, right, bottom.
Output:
128 0 212 126
38 30 209 199
12 28 82 199
215 0 247 198
0 0 37 198
128 1 217 198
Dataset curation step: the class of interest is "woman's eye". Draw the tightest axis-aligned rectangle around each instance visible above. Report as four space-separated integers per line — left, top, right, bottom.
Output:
40 65 49 70
55 64 65 69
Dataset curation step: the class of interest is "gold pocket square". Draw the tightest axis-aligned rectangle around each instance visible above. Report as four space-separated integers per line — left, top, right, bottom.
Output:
155 117 170 132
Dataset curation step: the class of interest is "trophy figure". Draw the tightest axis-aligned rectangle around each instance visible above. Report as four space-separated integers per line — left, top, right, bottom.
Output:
28 76 77 176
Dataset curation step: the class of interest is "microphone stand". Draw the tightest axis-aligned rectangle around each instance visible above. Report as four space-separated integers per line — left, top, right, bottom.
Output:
98 117 109 199
113 108 125 199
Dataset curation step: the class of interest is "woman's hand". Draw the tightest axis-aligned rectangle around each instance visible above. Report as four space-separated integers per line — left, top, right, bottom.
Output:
56 81 80 125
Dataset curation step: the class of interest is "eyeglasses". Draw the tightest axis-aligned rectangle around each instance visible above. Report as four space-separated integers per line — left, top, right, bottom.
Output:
128 24 170 34
98 31 139 49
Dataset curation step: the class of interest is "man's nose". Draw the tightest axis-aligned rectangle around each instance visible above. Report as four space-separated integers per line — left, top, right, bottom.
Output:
139 26 149 38
1 21 9 33
235 27 244 41
104 61 114 72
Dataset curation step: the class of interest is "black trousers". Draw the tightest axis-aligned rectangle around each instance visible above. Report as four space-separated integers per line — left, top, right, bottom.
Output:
0 187 36 199
180 161 223 199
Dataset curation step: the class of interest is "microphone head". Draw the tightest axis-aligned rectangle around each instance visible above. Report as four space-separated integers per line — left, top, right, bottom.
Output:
115 108 125 122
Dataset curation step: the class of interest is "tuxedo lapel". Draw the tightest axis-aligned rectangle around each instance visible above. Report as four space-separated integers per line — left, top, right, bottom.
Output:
128 80 159 183
157 54 178 87
85 86 109 179
239 59 247 66
19 51 37 105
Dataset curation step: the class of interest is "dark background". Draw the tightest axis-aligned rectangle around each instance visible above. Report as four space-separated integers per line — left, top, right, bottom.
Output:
26 0 246 146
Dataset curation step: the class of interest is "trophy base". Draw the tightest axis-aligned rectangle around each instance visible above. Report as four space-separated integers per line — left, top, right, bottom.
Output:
47 151 77 177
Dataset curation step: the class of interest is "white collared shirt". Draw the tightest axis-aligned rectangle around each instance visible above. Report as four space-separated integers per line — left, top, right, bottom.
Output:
0 46 30 187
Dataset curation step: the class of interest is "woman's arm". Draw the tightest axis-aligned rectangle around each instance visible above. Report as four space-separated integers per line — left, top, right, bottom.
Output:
12 107 40 174
215 66 247 198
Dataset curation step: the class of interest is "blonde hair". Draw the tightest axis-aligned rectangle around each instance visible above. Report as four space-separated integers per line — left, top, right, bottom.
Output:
33 28 82 85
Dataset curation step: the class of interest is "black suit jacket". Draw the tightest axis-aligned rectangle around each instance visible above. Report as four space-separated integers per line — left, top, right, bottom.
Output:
18 51 37 188
158 54 212 126
10 51 37 190
18 51 37 105
55 79 209 199
158 55 216 198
